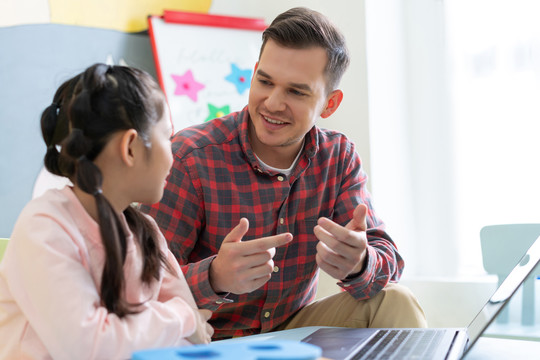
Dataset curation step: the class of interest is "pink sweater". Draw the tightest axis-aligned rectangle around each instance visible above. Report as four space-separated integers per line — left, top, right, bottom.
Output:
0 187 199 359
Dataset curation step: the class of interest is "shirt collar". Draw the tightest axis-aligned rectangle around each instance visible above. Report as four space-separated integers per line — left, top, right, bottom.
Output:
236 107 320 172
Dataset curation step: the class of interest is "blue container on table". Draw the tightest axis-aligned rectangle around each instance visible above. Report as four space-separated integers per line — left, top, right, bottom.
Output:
131 340 322 360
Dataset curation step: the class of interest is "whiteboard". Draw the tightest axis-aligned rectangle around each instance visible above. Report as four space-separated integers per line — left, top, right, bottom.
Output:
148 11 266 132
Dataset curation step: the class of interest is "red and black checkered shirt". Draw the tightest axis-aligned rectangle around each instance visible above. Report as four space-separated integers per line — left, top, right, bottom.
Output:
142 107 404 339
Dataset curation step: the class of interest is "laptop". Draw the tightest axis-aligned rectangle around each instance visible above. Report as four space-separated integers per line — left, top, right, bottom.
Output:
301 235 540 360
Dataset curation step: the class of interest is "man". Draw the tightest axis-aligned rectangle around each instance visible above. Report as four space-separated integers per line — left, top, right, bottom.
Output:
143 7 426 339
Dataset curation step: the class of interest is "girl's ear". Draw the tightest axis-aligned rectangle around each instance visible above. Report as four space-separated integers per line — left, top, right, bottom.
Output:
320 89 344 119
119 129 139 167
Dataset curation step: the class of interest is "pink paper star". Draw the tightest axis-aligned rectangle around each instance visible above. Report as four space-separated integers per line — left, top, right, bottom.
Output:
171 70 205 102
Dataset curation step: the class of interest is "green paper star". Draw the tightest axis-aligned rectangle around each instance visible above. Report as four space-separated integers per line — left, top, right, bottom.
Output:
205 104 231 122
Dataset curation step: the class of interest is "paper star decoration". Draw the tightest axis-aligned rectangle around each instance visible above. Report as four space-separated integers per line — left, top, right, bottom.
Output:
205 104 230 122
225 63 252 95
171 70 205 102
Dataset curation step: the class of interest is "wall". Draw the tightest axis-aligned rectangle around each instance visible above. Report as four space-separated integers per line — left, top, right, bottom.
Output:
0 0 371 244
5 1 514 330
0 0 207 237
1 0 368 301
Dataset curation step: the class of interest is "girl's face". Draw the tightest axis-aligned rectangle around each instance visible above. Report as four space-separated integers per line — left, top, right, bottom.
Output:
134 102 173 205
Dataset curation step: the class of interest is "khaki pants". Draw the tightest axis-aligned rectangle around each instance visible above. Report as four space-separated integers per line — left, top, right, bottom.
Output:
273 283 427 331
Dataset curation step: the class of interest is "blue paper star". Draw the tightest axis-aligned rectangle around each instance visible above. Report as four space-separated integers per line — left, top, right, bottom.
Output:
225 64 252 95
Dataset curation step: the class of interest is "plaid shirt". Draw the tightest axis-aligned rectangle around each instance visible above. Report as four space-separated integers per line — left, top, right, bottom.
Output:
142 107 404 339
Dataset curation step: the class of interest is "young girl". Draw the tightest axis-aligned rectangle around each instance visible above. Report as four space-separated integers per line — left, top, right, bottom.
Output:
0 63 213 359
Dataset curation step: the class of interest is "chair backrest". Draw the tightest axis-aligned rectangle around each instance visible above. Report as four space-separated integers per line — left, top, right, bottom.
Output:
0 238 9 262
480 224 540 327
480 224 540 277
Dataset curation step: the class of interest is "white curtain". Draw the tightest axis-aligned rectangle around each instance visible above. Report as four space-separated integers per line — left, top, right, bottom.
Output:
365 0 540 278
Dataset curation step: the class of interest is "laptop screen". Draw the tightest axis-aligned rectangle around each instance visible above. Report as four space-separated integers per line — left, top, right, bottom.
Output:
466 235 540 347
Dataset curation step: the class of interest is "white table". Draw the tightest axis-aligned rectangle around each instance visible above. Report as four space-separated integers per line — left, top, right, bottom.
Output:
218 327 540 359
464 336 540 359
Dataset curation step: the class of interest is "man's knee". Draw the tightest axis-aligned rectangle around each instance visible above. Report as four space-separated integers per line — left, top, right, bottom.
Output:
373 283 427 328
380 283 419 306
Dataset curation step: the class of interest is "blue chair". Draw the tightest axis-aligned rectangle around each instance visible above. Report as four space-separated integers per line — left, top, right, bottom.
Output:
0 238 8 262
480 224 540 326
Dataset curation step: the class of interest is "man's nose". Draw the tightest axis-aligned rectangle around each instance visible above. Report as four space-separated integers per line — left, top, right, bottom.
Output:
265 88 286 112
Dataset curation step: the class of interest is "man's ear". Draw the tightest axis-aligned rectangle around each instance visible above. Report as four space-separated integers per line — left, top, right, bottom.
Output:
320 90 343 119
119 129 139 167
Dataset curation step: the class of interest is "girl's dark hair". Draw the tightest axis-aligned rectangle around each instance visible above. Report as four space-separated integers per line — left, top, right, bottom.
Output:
40 63 173 317
261 7 350 94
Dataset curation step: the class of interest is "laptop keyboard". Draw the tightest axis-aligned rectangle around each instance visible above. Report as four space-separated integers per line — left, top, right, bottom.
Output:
351 329 445 360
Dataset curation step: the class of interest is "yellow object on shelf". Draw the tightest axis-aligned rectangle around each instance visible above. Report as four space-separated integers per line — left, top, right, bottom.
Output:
49 0 213 32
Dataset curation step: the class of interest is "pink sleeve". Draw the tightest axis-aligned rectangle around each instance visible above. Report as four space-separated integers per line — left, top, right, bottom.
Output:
5 212 197 360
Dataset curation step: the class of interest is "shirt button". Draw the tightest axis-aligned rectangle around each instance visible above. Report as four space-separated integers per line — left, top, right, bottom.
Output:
273 266 279 272
342 283 351 288
216 300 223 304
264 311 271 318
279 218 284 225
257 168 263 173
277 175 284 181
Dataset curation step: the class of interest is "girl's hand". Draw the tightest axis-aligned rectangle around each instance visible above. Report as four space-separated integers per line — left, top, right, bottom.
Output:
187 309 214 344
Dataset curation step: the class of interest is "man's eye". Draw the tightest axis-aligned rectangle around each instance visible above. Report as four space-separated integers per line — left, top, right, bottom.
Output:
290 89 305 96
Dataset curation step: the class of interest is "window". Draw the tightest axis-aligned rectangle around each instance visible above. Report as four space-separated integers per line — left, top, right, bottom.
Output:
447 0 540 274
365 0 540 278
